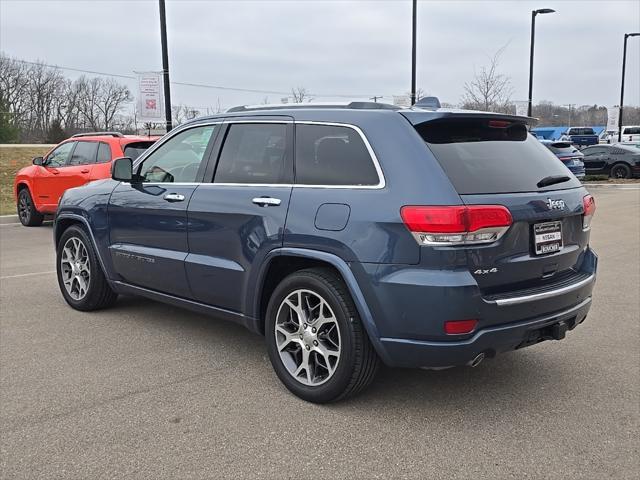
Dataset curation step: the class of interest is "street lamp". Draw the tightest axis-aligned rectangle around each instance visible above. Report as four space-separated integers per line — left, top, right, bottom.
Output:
618 32 640 141
527 8 555 117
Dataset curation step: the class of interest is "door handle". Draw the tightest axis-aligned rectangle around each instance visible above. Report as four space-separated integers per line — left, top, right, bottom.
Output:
81 169 90 174
164 193 186 202
252 197 281 207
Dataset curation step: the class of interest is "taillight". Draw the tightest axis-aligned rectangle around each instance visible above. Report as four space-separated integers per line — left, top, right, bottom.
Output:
444 319 478 335
400 205 512 245
582 194 596 231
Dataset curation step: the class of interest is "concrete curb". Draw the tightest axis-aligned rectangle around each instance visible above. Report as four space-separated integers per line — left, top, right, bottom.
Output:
0 215 19 225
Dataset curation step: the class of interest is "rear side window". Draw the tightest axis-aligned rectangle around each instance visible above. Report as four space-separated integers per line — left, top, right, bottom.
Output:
68 141 98 166
97 142 112 163
623 127 640 135
124 141 155 160
295 124 379 186
214 123 289 184
416 119 581 194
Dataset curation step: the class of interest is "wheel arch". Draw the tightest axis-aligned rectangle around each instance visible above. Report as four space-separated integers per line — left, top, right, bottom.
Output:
253 248 389 363
609 161 632 178
54 214 110 281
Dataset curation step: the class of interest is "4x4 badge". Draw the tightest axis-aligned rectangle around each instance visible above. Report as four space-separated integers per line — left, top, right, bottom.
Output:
546 198 566 210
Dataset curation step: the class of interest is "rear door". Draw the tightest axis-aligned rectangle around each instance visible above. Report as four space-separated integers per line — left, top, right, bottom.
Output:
186 118 293 313
108 123 219 298
413 117 589 295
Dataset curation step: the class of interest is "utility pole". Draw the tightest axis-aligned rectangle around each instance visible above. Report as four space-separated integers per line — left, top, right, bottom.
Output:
527 8 555 117
369 96 383 103
159 0 173 132
410 0 417 106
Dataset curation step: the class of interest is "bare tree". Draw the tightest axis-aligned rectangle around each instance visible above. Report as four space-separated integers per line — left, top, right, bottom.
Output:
461 45 513 113
291 86 313 103
73 76 132 131
172 104 200 126
406 87 428 101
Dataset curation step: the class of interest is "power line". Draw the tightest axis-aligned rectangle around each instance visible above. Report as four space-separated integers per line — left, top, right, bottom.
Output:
10 58 381 99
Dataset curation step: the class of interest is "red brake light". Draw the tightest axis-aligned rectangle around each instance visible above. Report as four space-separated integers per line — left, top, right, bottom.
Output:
400 205 512 245
444 319 478 335
488 120 511 128
582 194 596 230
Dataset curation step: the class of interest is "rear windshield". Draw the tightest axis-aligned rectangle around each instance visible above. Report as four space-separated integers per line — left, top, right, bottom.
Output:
569 128 595 135
123 141 156 160
546 142 580 155
416 119 582 194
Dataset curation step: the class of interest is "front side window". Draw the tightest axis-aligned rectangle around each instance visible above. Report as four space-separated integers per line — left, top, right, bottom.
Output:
46 142 76 167
214 123 289 184
295 124 379 186
68 141 98 166
138 125 216 183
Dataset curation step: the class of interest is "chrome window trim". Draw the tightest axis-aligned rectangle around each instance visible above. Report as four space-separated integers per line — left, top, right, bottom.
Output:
131 119 386 190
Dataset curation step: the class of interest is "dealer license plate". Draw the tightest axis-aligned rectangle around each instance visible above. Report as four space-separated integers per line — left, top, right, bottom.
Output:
534 221 563 255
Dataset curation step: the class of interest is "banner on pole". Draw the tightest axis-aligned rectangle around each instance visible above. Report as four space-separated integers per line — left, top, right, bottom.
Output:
606 106 619 132
514 101 528 117
136 72 164 123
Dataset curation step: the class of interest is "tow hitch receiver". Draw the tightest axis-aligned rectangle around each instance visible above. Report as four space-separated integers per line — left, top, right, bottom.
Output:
517 318 575 349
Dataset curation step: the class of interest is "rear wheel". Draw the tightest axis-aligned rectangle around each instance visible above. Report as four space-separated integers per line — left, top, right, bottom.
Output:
610 163 631 179
265 268 379 403
56 225 117 311
17 188 44 226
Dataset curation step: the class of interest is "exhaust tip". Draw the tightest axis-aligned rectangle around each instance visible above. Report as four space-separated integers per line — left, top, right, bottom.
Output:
468 352 485 368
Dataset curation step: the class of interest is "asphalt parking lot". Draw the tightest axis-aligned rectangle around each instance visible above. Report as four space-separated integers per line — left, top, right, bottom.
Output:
0 187 638 479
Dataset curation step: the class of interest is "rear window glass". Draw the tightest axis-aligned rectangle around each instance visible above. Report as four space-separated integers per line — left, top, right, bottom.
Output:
295 124 379 186
124 141 155 160
97 142 111 163
416 119 582 194
623 127 640 135
68 141 98 166
568 128 595 135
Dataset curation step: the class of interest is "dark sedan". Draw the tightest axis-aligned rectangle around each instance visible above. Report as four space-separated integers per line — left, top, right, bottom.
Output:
581 144 640 179
540 140 586 179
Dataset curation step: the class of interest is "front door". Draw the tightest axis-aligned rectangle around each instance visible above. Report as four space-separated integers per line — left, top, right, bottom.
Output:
108 123 219 298
186 119 293 313
33 141 77 210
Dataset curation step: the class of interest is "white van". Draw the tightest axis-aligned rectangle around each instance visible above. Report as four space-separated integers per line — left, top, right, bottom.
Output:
620 126 640 142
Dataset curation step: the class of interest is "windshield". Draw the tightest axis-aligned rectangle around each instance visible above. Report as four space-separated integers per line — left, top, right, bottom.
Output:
415 118 582 194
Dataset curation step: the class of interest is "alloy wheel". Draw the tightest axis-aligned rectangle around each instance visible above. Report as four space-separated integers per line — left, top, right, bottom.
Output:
60 237 91 300
274 289 341 386
18 192 30 223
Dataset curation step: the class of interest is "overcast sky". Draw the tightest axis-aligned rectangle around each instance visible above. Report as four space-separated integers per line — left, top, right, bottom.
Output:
1 0 639 113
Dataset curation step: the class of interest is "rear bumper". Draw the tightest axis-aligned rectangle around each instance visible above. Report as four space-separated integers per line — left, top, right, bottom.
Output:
358 248 597 368
378 296 592 368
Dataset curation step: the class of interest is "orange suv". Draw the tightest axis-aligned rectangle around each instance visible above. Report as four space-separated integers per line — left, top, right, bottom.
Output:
14 132 158 226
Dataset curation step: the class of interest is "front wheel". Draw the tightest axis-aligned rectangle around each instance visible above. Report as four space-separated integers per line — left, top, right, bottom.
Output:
265 268 379 403
56 225 117 311
610 163 631 179
17 188 44 226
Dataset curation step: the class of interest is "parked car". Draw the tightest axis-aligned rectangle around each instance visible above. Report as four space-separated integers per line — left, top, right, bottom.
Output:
53 104 598 403
14 132 159 226
619 125 640 143
581 143 640 179
540 140 586 178
560 127 600 148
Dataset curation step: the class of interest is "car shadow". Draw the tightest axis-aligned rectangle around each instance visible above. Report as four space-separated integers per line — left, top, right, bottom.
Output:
107 295 570 416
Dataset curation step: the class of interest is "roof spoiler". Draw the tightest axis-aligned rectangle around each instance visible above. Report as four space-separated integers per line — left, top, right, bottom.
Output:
401 110 538 127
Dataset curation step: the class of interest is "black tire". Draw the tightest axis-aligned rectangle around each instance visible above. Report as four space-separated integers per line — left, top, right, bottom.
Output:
56 225 117 311
265 268 379 403
610 163 631 179
17 188 44 227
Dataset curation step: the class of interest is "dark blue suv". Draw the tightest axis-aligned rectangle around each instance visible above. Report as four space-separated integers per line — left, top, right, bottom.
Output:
54 103 598 403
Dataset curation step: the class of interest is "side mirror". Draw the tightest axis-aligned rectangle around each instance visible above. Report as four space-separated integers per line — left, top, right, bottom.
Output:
32 156 44 166
112 157 133 182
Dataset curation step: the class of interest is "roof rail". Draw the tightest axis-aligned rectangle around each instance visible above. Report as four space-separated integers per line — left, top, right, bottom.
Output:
71 131 124 138
226 101 399 113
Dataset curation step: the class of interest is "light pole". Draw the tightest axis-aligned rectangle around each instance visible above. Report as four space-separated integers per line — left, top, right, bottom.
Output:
618 32 639 141
527 8 555 117
159 0 173 132
410 0 417 106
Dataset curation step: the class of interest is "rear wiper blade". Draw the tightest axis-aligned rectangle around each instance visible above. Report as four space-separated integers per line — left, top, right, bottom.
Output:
537 175 571 188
